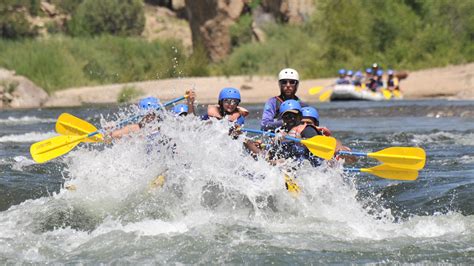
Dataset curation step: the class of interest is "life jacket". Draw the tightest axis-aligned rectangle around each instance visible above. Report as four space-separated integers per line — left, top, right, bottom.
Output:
207 105 249 122
288 124 320 139
274 96 285 118
388 77 399 88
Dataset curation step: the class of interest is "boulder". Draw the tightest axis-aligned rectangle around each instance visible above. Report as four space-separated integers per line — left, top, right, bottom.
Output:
0 68 48 108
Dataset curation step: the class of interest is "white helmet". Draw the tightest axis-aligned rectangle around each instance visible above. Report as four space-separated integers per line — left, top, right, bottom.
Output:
278 68 299 81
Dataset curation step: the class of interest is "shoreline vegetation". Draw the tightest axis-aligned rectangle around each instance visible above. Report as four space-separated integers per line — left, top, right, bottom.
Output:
0 0 473 107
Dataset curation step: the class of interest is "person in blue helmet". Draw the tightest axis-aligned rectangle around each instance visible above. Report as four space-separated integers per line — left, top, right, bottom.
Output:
301 106 331 136
171 103 189 116
261 68 308 131
353 70 363 86
300 106 354 162
266 100 322 167
201 87 249 126
375 69 384 89
366 68 380 92
106 96 161 140
346 70 354 82
386 69 400 92
336 69 350 85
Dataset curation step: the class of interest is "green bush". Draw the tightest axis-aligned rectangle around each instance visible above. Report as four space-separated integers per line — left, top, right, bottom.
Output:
230 14 253 48
117 86 143 103
0 36 187 93
68 0 145 37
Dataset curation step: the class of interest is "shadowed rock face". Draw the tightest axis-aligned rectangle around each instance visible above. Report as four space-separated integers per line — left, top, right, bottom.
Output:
185 0 245 62
0 69 48 109
183 0 314 62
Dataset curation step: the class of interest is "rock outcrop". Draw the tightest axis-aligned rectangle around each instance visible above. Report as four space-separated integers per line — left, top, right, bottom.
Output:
185 0 245 62
182 0 314 61
260 0 315 24
0 69 48 109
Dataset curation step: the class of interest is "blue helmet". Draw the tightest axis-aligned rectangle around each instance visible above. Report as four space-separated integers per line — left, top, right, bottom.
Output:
355 71 363 78
172 103 188 115
338 69 346 75
387 69 394 75
139 97 160 110
365 68 373 74
347 70 353 76
301 107 319 122
376 69 384 76
218 87 241 101
279 99 302 115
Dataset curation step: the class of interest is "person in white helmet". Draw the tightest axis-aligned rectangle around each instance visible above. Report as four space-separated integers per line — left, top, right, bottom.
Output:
261 68 308 131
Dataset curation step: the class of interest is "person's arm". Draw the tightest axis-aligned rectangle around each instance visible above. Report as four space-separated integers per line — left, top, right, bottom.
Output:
260 98 282 131
109 124 141 139
186 89 196 115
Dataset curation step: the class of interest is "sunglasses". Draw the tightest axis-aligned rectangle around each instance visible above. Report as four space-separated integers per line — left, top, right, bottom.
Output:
279 79 298 86
282 112 299 121
222 99 239 105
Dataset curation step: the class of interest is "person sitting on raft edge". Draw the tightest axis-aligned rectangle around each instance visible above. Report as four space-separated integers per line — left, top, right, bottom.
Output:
261 68 308 132
106 90 196 140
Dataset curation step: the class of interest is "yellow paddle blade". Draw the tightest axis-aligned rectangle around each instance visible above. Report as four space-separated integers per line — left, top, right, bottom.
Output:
392 90 402 98
309 86 323 95
301 135 336 160
30 134 86 163
149 175 166 191
284 174 300 196
56 113 103 142
368 147 426 170
319 89 332 102
361 164 418 181
381 89 392 99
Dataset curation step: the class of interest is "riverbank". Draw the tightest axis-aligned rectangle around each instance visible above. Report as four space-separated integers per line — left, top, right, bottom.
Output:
44 63 474 107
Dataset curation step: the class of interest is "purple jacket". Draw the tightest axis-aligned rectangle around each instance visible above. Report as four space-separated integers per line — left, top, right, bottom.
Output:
260 96 307 131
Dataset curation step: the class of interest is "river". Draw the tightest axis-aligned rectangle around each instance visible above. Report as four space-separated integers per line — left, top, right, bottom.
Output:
0 99 473 263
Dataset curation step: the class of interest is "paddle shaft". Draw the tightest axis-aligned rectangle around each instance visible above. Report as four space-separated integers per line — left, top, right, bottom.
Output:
338 151 368 157
86 96 186 138
114 96 186 129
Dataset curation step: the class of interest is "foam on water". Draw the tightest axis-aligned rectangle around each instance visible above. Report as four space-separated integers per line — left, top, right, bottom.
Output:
0 132 58 143
0 112 472 263
0 116 55 125
411 131 474 146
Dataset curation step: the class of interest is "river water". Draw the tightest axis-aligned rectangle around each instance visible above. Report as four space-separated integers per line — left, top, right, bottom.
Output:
0 99 473 263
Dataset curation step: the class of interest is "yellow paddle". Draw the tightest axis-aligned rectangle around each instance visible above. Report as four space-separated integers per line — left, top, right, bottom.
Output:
308 86 323 95
344 164 419 181
381 89 392 100
30 134 97 163
392 90 402 98
319 89 333 102
338 147 426 170
284 173 300 195
241 128 336 160
285 163 418 197
56 113 103 142
31 96 188 163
